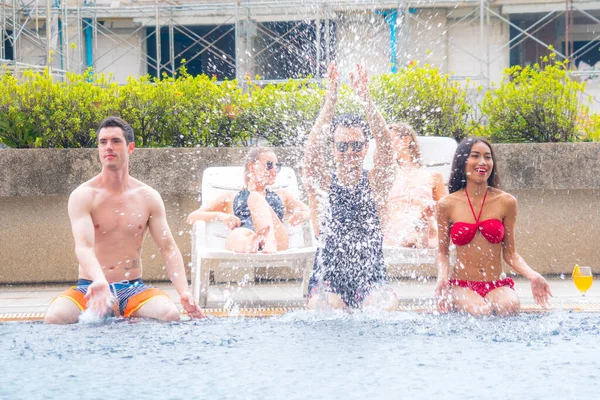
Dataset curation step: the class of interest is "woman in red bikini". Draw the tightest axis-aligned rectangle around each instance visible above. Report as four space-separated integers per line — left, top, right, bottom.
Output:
435 137 552 315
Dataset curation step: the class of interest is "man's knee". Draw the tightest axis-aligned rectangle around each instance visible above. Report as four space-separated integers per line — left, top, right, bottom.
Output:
158 305 181 322
44 301 80 324
133 296 181 321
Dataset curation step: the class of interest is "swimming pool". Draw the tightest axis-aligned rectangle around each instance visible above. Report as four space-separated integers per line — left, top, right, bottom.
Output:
1 311 598 399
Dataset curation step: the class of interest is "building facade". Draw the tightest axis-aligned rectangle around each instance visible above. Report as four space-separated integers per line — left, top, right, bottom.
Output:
2 0 600 109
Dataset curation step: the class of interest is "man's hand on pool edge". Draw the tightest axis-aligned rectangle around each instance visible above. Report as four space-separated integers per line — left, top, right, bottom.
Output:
180 291 207 318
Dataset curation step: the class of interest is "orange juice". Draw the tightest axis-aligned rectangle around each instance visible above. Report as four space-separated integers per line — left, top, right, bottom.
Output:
574 276 593 293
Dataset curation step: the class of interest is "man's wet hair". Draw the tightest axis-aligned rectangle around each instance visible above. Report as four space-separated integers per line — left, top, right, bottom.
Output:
97 116 135 144
329 114 370 143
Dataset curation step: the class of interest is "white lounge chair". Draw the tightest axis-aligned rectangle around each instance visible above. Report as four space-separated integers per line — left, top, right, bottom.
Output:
190 166 316 307
364 136 458 274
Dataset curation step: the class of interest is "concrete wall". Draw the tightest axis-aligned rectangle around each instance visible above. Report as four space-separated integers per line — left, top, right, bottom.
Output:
1 144 600 284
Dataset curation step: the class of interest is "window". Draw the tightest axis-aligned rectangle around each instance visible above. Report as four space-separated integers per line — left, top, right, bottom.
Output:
254 20 336 80
2 30 14 60
147 25 235 79
566 40 600 69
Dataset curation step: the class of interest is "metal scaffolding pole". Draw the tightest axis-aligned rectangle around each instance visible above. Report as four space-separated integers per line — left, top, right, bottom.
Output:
480 0 486 87
63 0 69 73
235 1 241 81
169 9 175 75
155 2 160 77
45 0 50 68
566 0 574 66
77 4 81 73
93 3 98 69
315 17 321 76
11 0 17 64
1 1 5 60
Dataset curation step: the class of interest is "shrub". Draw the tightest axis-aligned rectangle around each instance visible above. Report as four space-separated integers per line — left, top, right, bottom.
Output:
578 112 600 142
370 63 474 140
2 58 594 148
481 53 589 143
0 72 43 148
0 69 119 148
247 77 324 146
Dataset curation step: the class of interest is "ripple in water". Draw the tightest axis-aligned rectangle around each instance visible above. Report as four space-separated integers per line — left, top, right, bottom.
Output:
0 312 598 399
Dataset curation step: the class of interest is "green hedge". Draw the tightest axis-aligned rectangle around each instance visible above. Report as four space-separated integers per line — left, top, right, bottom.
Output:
481 52 592 143
370 63 477 141
0 54 598 148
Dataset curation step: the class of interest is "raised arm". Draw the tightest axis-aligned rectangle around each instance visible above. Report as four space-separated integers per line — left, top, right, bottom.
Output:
501 194 552 307
350 65 395 204
303 61 338 236
434 197 452 313
67 187 111 317
148 189 204 318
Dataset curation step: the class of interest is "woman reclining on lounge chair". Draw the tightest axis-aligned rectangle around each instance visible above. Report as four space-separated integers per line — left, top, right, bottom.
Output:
187 147 310 253
382 123 448 248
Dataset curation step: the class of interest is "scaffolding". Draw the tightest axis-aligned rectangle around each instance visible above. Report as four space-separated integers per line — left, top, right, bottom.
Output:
1 0 600 88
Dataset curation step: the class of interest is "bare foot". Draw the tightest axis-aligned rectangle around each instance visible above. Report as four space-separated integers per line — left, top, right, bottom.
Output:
248 226 271 253
400 240 418 249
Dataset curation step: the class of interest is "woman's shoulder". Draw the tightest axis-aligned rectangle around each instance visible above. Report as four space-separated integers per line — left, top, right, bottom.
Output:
438 190 462 208
488 188 517 213
489 188 516 203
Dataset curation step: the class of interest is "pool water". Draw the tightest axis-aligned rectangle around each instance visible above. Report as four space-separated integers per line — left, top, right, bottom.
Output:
1 311 598 399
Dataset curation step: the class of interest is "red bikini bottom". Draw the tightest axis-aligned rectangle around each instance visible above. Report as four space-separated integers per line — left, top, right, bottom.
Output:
448 278 515 298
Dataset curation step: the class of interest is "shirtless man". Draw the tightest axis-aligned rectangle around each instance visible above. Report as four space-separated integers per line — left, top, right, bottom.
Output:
304 63 399 311
44 117 204 324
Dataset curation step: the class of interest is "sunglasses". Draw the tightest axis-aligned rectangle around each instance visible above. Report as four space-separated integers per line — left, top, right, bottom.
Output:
335 141 367 153
265 161 282 172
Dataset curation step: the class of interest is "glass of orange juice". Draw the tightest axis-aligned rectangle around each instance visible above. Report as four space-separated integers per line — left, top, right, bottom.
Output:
573 265 593 296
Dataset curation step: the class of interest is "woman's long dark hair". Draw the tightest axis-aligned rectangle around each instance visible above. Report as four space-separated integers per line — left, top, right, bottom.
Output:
448 137 501 194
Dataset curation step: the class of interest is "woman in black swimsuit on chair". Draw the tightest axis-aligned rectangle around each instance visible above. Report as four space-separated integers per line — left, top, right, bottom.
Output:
187 147 310 253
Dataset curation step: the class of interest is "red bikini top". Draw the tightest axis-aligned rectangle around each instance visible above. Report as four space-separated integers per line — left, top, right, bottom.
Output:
450 189 505 246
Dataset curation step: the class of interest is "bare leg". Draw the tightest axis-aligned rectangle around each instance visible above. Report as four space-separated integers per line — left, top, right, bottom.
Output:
44 297 81 324
361 286 399 311
247 192 289 252
307 292 346 310
131 296 181 322
225 227 270 253
451 286 493 316
485 287 520 316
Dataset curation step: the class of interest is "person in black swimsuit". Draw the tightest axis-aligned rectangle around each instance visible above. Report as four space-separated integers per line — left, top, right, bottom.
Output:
304 62 399 311
187 147 310 253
